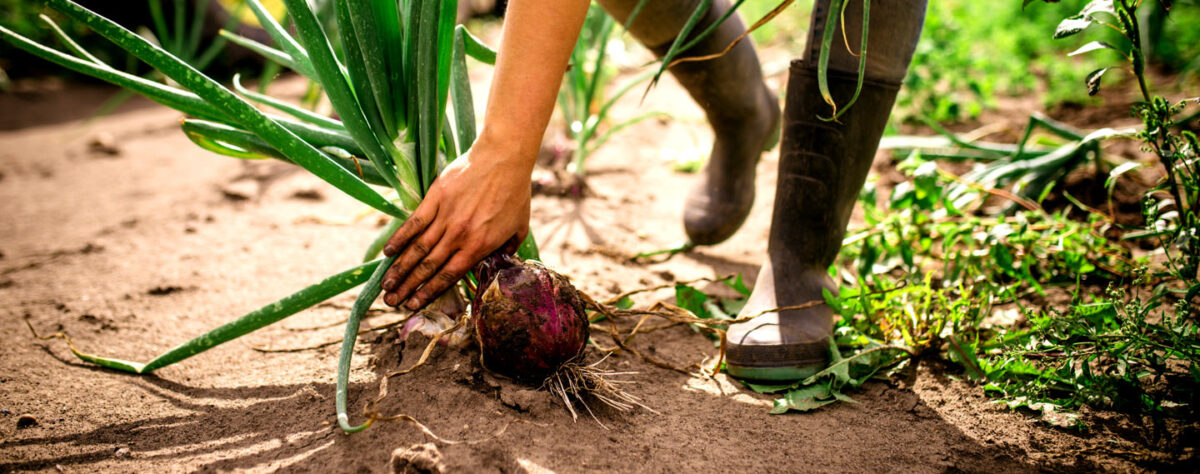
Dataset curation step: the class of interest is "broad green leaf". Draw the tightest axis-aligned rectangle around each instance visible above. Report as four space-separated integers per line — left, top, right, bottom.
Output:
745 381 798 394
770 384 834 414
1067 41 1121 57
1054 16 1094 38
674 283 712 318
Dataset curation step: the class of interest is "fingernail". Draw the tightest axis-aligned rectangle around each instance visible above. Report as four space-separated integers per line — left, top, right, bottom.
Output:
383 278 396 289
405 297 420 311
384 293 396 306
383 245 396 255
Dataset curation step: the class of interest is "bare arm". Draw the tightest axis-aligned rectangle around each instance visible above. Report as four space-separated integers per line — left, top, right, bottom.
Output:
381 0 590 310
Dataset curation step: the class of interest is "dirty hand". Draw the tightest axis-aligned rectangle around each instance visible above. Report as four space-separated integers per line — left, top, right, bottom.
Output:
380 141 532 311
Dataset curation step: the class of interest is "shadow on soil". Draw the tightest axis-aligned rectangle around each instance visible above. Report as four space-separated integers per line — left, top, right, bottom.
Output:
1 334 1044 473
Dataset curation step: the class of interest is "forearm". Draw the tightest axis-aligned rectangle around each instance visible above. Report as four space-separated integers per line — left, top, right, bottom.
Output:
474 0 590 169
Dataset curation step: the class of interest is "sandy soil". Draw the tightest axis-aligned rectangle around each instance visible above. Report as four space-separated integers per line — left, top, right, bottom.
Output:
0 69 1194 473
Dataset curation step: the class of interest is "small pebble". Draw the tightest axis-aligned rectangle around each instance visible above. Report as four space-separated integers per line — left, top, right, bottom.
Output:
113 447 131 459
88 132 121 156
16 414 38 429
1 408 10 415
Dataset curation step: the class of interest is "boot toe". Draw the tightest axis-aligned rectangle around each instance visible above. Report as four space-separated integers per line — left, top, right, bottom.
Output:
724 295 833 382
683 187 754 245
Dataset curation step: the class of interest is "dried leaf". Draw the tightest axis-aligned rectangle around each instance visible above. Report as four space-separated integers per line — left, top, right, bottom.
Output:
1086 67 1109 96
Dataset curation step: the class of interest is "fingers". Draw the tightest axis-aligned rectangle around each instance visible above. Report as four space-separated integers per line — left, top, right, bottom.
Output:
389 240 454 309
404 253 479 310
501 235 521 255
382 224 448 305
383 200 437 257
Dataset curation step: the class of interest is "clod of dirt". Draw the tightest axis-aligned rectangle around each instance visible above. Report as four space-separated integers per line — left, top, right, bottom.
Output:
113 447 131 459
390 443 445 474
220 180 258 201
289 188 324 201
498 387 553 414
88 132 121 156
147 285 184 296
16 414 38 429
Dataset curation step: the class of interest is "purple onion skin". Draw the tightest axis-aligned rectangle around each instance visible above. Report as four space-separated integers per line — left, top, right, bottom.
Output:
473 253 589 383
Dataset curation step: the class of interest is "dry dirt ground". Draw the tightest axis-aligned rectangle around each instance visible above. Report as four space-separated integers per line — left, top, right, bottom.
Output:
0 67 1193 472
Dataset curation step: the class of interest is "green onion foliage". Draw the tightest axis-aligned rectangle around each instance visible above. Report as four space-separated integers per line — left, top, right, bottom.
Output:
1 0 532 433
559 4 667 177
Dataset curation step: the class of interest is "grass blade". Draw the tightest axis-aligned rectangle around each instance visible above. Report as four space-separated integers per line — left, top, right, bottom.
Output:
38 14 104 64
334 0 391 141
185 0 208 58
336 255 396 432
171 0 185 53
273 117 363 155
451 26 478 150
232 74 344 130
582 13 616 120
363 218 404 262
219 29 307 74
459 27 497 65
648 0 711 91
672 0 746 57
409 0 442 192
282 0 419 202
41 259 385 374
245 0 315 78
183 119 392 187
345 0 400 138
371 0 408 130
436 0 456 130
0 25 226 121
822 0 868 122
148 0 169 49
588 111 672 153
816 0 846 116
182 119 282 160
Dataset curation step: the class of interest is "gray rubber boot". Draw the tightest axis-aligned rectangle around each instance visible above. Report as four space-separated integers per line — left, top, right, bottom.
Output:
596 0 780 245
725 0 927 382
725 65 900 381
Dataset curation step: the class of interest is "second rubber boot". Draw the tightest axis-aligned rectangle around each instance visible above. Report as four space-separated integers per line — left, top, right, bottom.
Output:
724 64 901 381
724 0 927 382
595 0 780 245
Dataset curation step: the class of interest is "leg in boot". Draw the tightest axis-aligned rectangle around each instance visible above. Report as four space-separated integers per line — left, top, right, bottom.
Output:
726 0 928 381
596 0 780 245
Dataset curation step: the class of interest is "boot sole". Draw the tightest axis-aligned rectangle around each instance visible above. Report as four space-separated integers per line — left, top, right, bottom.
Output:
725 359 825 382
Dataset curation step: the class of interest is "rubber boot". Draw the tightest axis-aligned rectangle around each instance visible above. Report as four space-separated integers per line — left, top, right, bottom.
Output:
725 0 927 381
724 65 899 381
595 0 780 245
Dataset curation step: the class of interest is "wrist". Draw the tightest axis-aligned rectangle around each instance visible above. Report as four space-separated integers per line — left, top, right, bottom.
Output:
472 125 540 173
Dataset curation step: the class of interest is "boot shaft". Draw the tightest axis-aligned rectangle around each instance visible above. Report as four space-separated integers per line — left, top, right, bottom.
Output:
771 64 900 270
806 0 929 82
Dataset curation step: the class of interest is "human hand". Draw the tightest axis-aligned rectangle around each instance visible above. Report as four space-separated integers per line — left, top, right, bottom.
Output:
380 141 533 311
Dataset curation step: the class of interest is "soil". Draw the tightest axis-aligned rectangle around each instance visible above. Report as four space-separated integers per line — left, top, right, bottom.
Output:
1 69 1196 472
